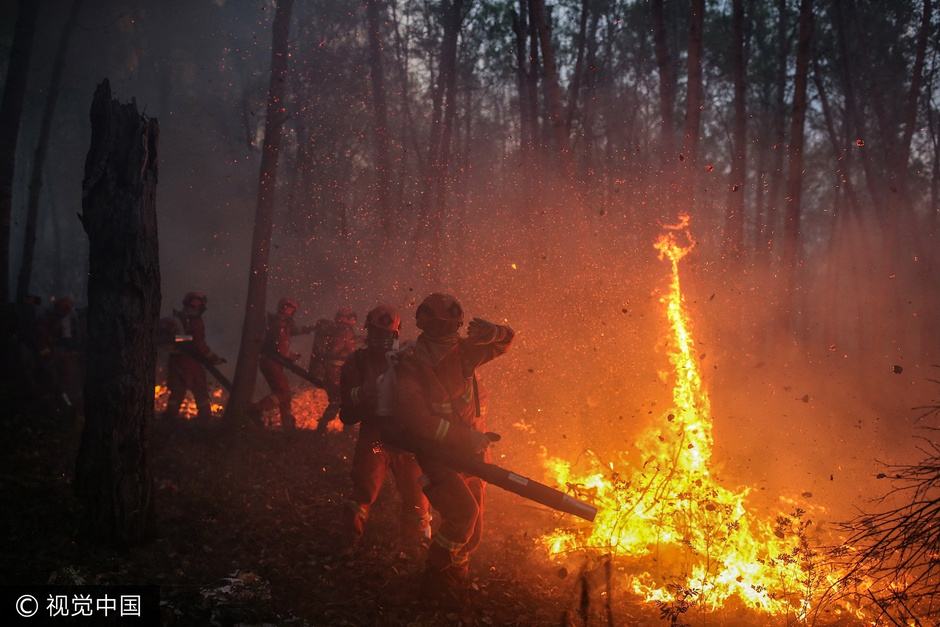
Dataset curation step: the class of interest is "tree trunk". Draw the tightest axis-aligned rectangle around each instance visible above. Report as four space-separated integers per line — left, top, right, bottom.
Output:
681 0 706 207
651 0 675 164
0 0 39 303
581 2 601 182
225 0 294 425
896 0 932 196
365 0 394 238
724 0 746 257
762 0 789 256
781 0 814 276
813 56 861 214
833 0 882 213
74 80 159 546
511 6 529 155
526 0 541 153
565 0 590 136
17 0 84 301
530 0 570 161
426 0 464 286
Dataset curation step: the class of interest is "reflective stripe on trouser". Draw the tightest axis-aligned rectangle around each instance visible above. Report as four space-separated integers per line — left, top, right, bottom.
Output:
419 458 485 571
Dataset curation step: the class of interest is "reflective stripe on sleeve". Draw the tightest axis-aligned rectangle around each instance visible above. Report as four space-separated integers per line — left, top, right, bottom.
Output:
434 419 451 442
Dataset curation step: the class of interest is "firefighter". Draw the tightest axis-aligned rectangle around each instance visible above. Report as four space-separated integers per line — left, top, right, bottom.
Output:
389 293 513 599
310 306 360 432
165 292 224 422
251 297 313 431
340 304 431 551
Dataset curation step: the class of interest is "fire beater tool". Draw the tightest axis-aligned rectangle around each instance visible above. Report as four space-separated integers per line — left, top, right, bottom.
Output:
382 430 598 522
173 335 232 391
262 351 327 389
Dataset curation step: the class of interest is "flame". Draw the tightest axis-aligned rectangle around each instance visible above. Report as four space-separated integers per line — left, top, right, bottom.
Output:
542 215 863 619
153 384 224 418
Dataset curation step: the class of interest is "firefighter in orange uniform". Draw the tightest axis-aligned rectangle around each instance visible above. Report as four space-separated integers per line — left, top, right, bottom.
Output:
165 292 224 422
389 293 513 598
311 306 360 432
251 297 313 431
340 304 431 549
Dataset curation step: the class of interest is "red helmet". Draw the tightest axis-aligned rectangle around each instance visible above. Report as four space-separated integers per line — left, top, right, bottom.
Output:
365 304 401 333
183 291 207 308
335 306 357 325
416 293 463 336
277 297 299 314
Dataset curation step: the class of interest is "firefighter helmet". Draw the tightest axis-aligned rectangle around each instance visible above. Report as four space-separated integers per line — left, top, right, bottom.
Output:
415 293 463 336
365 304 401 334
183 291 207 308
277 297 299 314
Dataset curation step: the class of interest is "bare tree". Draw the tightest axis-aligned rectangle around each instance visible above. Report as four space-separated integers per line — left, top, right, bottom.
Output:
781 0 814 281
530 0 570 161
760 0 789 256
366 0 394 238
17 0 85 301
724 0 747 257
681 0 706 207
75 80 159 546
651 0 675 165
895 0 933 199
0 0 39 303
511 4 530 156
225 0 294 425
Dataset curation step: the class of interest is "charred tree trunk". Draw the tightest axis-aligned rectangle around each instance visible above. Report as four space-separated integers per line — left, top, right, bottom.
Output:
17 0 84 301
724 0 746 257
226 0 293 425
530 0 570 163
651 0 675 165
74 80 159 546
762 0 789 256
366 0 394 238
681 0 706 207
782 0 814 280
0 0 39 303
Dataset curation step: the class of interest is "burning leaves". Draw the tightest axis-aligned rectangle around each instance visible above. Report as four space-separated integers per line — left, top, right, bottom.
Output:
540 216 860 619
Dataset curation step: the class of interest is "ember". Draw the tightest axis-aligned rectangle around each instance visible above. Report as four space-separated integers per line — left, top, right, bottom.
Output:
542 217 863 619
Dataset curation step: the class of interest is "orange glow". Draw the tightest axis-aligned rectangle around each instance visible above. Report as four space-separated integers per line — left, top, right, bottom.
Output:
541 216 864 619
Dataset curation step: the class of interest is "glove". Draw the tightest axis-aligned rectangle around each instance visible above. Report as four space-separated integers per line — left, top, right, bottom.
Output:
466 430 500 455
467 318 501 344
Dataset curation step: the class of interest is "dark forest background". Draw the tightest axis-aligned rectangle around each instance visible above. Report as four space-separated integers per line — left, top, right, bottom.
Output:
2 0 938 509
